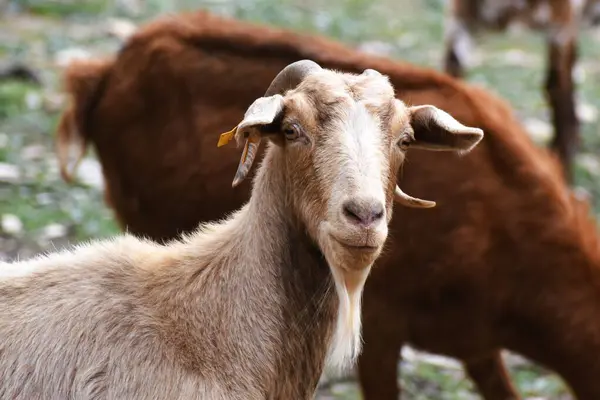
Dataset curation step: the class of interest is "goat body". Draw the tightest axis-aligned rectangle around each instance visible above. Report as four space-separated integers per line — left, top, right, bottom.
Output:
444 0 600 181
56 11 600 400
0 216 335 399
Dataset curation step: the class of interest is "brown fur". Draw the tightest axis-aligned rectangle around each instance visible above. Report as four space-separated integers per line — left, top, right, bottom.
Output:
56 10 600 399
444 0 600 182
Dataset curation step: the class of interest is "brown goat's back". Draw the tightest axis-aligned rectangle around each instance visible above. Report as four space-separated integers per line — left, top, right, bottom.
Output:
59 10 528 240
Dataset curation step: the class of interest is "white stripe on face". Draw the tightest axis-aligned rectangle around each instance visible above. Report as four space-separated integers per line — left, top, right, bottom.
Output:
322 101 388 372
333 101 386 203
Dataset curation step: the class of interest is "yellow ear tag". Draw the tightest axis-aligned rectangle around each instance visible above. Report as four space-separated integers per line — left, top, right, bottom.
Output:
217 125 238 147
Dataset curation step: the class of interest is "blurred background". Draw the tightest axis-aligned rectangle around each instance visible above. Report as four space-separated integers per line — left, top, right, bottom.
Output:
1 0 599 398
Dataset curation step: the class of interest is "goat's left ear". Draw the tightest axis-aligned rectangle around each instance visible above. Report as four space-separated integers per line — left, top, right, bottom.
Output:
408 104 484 153
225 94 285 188
234 95 285 145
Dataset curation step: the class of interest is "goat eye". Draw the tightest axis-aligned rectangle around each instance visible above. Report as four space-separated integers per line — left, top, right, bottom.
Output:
398 136 412 150
283 124 300 141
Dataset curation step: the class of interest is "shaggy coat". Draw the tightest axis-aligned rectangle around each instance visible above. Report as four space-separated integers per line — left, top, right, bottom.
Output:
56 11 600 400
0 209 337 399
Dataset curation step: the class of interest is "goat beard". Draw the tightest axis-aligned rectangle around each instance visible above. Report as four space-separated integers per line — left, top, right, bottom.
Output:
317 228 372 375
326 266 370 375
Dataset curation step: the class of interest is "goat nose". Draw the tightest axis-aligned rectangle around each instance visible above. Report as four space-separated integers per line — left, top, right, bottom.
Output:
342 198 385 227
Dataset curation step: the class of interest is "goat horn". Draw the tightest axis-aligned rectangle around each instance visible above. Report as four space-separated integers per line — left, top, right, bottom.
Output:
394 185 436 208
265 59 322 96
232 132 261 188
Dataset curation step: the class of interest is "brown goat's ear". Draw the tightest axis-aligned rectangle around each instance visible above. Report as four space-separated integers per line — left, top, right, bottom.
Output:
219 95 285 188
408 105 484 154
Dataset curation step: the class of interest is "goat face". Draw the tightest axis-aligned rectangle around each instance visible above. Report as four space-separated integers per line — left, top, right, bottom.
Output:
287 69 407 269
230 63 482 271
225 60 484 371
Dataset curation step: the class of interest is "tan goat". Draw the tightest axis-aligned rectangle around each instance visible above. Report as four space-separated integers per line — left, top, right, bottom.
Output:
443 0 600 182
0 60 482 399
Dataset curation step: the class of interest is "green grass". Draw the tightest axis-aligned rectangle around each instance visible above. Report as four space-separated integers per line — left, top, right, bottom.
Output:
0 81 38 119
19 0 110 17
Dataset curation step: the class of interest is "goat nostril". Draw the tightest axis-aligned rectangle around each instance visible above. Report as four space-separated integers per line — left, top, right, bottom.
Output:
371 203 385 223
342 199 385 227
343 202 363 224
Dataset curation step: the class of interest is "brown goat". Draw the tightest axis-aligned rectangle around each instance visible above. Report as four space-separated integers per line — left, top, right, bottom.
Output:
1 60 483 398
443 0 600 182
56 11 600 400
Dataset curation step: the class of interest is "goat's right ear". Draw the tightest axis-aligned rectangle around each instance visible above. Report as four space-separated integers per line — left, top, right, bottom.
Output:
218 95 285 188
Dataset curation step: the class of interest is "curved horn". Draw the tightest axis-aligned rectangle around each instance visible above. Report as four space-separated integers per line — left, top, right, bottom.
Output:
265 59 322 96
232 131 261 188
394 185 436 208
232 60 323 188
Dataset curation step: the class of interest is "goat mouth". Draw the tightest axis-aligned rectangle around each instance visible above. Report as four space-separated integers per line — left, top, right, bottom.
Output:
330 235 379 253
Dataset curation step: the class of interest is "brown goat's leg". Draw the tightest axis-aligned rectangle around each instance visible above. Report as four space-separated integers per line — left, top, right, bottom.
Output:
545 36 579 183
444 43 465 78
357 308 404 399
463 351 521 400
443 6 473 78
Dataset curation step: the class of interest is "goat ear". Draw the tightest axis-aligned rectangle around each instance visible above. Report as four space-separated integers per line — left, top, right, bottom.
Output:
223 95 285 188
408 105 484 154
234 95 285 146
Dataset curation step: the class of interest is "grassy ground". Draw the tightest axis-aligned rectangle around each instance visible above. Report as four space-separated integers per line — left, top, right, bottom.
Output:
2 0 600 398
